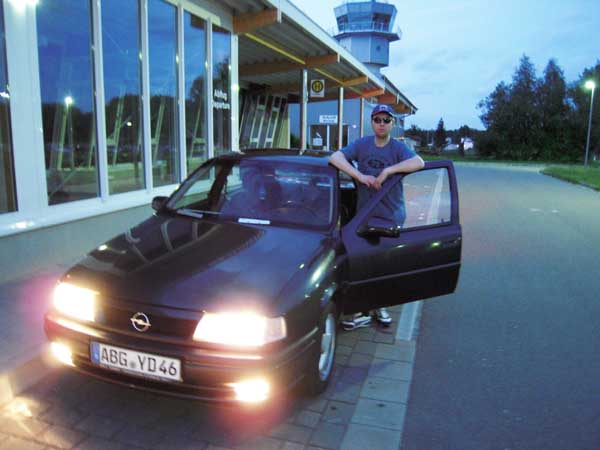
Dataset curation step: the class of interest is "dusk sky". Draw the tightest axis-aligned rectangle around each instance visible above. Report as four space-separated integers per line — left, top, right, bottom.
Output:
291 0 600 130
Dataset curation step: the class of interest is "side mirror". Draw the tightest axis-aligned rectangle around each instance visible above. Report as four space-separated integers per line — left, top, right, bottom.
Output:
152 196 168 211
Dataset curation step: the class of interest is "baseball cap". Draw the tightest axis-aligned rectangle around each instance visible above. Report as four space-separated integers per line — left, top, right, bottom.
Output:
371 104 395 117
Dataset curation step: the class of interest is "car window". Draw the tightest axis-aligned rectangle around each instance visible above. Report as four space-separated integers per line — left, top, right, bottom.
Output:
169 159 335 229
360 167 452 231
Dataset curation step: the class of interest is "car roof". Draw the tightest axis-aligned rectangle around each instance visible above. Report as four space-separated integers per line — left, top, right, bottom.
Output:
215 148 334 169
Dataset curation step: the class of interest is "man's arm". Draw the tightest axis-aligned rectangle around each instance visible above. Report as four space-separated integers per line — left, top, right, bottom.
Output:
329 151 377 188
374 155 424 188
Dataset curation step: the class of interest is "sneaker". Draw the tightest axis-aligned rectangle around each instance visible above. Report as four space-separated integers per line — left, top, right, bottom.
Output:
341 313 372 331
374 308 392 326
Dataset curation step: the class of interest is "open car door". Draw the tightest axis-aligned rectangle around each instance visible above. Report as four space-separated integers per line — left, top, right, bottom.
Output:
341 161 462 314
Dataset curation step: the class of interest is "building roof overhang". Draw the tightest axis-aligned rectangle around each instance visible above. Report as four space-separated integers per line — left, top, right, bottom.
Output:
222 0 415 114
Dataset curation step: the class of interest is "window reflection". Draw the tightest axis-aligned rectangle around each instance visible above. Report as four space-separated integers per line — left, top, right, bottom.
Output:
0 1 16 213
148 0 178 187
101 0 144 194
212 25 231 156
184 12 207 173
36 0 99 205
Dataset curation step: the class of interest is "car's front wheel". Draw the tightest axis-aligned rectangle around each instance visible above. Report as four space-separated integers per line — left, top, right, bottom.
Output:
305 302 337 395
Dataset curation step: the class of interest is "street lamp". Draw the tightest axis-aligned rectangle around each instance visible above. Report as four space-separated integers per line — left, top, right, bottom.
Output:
584 80 596 167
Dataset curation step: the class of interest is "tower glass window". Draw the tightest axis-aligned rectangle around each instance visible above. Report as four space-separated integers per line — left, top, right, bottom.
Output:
101 0 145 194
36 0 99 205
148 0 179 187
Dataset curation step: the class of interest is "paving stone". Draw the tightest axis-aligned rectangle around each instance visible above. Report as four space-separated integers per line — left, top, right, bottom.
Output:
75 436 143 450
155 434 209 450
300 396 328 413
40 404 87 427
293 410 321 428
373 331 395 344
368 359 412 381
0 436 45 450
114 423 168 448
309 422 346 449
0 416 49 441
351 398 406 431
338 366 369 384
345 352 373 369
40 424 88 449
374 341 415 362
334 344 353 356
233 436 282 450
337 332 359 346
205 446 233 450
281 442 304 450
75 413 127 439
269 423 312 444
340 423 401 450
333 353 348 367
322 400 355 425
354 326 376 340
1 395 52 419
326 380 361 404
353 340 376 355
360 377 410 404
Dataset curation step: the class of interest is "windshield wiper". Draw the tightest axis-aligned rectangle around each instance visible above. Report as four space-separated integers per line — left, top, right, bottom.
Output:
175 208 221 219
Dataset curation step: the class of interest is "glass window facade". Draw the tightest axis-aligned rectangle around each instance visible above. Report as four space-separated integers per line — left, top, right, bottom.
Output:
183 12 207 173
101 0 144 194
0 1 15 214
212 25 231 156
148 0 179 187
36 0 99 205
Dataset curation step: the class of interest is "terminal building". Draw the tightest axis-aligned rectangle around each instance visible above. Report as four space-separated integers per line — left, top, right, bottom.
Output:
0 0 416 281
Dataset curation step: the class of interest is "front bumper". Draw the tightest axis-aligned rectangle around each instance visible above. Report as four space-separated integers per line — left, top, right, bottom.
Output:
44 313 317 403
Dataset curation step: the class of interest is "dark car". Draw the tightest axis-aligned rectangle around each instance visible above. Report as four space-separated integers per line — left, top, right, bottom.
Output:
45 149 462 404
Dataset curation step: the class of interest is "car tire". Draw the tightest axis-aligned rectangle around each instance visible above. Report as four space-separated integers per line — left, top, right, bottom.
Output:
305 302 337 396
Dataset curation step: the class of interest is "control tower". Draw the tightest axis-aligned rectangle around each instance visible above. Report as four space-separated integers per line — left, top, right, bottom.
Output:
333 0 401 77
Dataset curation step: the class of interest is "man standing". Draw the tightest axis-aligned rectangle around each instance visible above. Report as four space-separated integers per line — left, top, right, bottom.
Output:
329 104 424 330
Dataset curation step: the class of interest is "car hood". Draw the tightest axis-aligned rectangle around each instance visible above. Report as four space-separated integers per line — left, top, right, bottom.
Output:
65 214 328 313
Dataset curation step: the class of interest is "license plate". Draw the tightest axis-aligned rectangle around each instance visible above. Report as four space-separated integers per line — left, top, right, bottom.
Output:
90 342 182 382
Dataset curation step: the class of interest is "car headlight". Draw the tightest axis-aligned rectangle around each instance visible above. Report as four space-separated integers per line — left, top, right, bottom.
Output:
193 312 286 347
53 282 96 322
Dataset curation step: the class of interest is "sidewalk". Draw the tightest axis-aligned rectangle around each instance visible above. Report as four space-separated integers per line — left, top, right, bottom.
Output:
0 268 421 450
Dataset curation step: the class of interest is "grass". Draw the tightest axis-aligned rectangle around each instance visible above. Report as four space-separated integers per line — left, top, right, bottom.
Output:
419 150 600 191
541 165 600 191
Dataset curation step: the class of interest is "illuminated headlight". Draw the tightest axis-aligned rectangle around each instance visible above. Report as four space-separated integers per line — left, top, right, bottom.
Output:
53 282 96 322
193 312 286 347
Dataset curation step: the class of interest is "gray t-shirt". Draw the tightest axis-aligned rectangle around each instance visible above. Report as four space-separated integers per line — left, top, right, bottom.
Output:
341 136 417 225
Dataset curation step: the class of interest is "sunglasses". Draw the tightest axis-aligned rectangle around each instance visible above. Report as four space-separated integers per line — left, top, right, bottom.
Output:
372 117 393 124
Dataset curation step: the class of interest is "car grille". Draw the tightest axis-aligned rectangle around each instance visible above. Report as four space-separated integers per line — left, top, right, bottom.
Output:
99 303 198 339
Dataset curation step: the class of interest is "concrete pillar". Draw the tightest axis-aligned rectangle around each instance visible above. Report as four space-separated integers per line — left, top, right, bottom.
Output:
337 86 344 150
299 69 308 150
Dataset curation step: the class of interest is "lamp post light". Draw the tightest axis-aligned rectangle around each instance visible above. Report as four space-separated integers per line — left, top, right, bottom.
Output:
584 80 596 167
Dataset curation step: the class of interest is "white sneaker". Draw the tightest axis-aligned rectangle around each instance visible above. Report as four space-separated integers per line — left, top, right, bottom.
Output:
374 308 392 326
341 313 372 331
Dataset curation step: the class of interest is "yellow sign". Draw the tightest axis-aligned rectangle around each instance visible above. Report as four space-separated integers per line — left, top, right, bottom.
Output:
310 79 325 98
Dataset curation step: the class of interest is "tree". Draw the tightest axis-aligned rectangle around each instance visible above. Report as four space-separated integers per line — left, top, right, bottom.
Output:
433 118 446 150
566 61 600 162
537 59 568 159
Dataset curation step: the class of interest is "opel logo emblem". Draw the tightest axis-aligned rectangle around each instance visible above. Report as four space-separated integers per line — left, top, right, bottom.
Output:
130 312 151 332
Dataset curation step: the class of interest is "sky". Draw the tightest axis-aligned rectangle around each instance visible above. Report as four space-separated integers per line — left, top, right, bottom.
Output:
290 0 600 130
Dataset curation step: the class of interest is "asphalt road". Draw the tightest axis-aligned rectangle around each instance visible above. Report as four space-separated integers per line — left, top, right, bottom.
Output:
401 164 600 450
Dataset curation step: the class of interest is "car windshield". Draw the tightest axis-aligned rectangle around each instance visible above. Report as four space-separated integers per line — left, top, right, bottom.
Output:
167 157 335 229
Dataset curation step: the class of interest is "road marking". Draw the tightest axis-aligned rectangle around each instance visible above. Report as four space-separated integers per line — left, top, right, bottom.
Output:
396 300 423 341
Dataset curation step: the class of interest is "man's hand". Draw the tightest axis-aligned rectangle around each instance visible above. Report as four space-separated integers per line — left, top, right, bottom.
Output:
357 173 378 189
373 168 389 190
